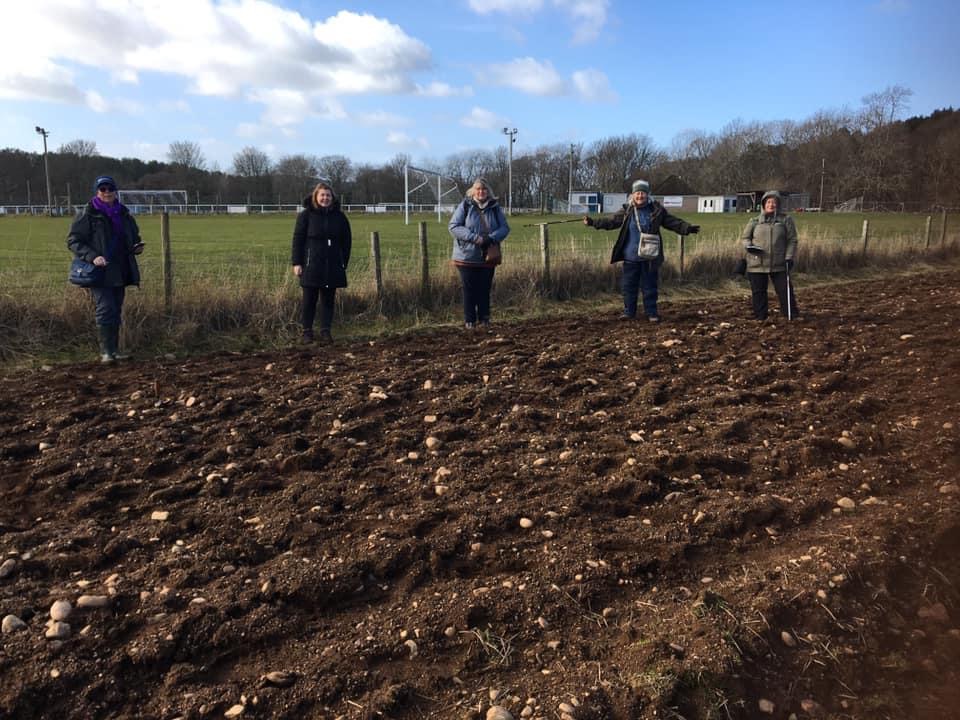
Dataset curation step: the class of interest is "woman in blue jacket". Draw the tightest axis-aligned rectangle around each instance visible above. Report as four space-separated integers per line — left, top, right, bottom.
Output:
448 177 509 328
66 175 144 362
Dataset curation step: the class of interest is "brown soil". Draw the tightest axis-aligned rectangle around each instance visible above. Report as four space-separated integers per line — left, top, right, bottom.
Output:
1 271 959 720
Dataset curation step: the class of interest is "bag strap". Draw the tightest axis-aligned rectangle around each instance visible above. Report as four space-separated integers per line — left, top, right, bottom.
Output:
475 203 492 236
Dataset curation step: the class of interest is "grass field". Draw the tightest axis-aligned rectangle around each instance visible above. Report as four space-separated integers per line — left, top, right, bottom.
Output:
0 210 956 364
0 210 954 289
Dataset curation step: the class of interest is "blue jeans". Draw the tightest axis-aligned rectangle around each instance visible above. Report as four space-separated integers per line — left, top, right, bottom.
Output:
622 261 660 318
90 287 125 326
457 266 495 324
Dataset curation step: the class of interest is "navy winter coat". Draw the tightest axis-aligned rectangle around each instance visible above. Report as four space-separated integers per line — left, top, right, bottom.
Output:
67 201 142 286
291 196 352 288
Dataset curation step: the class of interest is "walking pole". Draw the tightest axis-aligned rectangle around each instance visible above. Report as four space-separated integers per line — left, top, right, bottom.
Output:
785 265 793 321
522 218 584 228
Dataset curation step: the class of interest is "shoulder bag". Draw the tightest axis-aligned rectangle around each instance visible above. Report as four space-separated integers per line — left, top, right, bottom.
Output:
69 258 104 287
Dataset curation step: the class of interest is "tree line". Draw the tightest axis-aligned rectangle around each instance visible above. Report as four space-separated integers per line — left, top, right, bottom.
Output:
2 86 958 210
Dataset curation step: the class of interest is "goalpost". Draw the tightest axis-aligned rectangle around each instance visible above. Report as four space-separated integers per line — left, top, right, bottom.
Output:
117 189 188 214
404 164 461 225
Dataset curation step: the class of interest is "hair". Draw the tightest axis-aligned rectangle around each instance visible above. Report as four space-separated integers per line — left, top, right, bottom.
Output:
466 177 498 201
311 181 335 208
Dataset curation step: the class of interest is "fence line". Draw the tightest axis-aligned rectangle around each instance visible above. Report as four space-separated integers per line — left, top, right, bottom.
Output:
149 212 955 314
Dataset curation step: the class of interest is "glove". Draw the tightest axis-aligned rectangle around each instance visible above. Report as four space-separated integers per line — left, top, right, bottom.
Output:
475 235 490 249
785 258 794 271
687 225 700 234
583 216 594 227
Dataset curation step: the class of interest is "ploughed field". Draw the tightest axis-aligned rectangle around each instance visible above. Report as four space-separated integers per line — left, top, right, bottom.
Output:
1 271 958 720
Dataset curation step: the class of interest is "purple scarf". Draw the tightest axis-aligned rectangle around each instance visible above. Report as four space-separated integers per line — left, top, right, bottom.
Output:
91 195 125 239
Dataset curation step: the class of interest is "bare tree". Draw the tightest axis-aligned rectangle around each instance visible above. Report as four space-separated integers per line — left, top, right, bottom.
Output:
232 146 272 177
274 154 318 204
167 140 206 170
585 133 660 191
316 155 353 194
57 139 99 156
232 146 273 203
859 85 913 132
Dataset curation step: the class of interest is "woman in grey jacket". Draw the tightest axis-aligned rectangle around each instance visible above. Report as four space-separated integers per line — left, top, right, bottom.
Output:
741 190 799 320
448 177 509 327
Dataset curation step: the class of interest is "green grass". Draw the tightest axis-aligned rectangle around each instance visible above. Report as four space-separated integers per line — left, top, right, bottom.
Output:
1 211 955 290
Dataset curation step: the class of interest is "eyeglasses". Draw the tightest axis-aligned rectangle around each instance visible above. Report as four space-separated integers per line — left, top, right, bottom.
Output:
97 186 116 192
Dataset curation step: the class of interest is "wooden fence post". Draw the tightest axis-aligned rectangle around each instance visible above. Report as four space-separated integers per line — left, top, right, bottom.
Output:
941 209 948 246
925 216 932 248
160 211 172 314
539 223 551 294
418 221 429 300
370 231 383 301
861 219 870 257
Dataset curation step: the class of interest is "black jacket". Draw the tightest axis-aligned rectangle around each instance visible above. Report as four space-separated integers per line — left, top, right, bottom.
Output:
67 201 142 286
291 196 352 288
593 201 695 264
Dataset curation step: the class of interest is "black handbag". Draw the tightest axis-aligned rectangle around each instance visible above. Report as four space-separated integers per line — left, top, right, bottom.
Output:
69 258 104 287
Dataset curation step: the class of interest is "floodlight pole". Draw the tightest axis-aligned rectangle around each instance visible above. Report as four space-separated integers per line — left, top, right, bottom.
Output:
35 126 53 214
502 127 517 215
818 157 825 211
568 144 575 208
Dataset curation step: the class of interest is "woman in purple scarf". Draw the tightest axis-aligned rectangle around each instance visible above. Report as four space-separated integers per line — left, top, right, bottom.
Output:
67 175 144 362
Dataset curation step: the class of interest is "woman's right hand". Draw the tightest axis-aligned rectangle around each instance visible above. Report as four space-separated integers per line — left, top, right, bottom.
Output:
93 256 108 267
582 216 593 226
292 265 303 276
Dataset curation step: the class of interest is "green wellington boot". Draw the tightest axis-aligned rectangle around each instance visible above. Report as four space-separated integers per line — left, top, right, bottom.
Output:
97 326 115 364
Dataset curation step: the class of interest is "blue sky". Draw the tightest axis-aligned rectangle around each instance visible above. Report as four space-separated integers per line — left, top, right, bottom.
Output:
1 0 957 170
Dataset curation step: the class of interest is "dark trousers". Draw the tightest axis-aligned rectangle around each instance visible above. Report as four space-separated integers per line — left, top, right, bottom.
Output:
90 287 125 327
457 266 495 324
302 287 336 331
749 272 799 319
622 261 660 318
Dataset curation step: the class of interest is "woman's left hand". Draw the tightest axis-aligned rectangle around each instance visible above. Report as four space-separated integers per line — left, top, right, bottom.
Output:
133 243 145 255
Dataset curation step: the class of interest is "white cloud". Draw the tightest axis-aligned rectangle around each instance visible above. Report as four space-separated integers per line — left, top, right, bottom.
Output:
554 0 609 44
468 0 544 13
416 82 474 97
571 69 617 103
386 131 429 149
460 107 505 130
0 2 435 129
467 0 608 43
486 58 566 96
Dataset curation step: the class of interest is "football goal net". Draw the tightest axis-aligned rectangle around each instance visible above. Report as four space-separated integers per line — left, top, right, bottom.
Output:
404 165 461 225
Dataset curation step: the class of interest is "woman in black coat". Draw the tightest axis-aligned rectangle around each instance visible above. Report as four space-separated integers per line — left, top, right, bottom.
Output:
66 175 144 362
291 182 352 344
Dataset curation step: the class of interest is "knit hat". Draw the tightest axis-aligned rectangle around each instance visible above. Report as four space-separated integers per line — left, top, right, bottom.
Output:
631 179 650 194
94 175 117 192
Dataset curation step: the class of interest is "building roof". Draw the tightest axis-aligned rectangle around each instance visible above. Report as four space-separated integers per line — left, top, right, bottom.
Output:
653 175 699 196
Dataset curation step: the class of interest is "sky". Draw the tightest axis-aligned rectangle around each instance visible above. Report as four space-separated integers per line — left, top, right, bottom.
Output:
1 0 958 171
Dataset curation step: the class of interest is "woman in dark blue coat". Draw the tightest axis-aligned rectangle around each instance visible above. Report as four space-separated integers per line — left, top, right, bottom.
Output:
291 182 352 344
66 175 144 362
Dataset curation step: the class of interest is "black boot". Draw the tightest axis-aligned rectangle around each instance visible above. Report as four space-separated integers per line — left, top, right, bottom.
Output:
97 326 115 364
